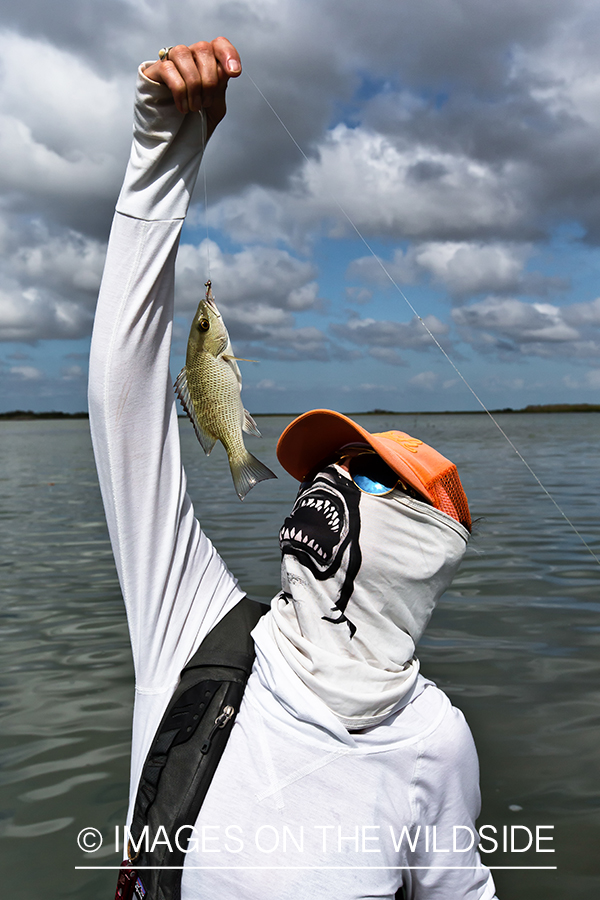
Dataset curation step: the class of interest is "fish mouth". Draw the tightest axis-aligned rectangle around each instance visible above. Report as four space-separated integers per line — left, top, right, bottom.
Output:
198 297 221 319
279 469 353 576
205 295 221 317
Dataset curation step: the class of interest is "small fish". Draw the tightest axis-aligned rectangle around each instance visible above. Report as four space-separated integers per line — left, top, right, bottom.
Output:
175 281 276 500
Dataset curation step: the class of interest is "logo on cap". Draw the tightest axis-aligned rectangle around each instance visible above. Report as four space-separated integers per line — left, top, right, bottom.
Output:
377 433 424 454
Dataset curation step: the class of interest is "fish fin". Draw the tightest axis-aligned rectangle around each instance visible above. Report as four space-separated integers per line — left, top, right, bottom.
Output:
242 409 262 437
230 451 277 501
174 367 217 456
220 348 242 388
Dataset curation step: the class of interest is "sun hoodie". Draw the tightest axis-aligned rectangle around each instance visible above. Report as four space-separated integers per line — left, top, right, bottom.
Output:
88 63 498 900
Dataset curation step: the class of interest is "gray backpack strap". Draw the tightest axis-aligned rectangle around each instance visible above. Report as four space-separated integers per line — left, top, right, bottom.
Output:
126 597 265 900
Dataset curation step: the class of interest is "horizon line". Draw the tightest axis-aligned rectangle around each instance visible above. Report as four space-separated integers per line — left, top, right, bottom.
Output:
1 403 599 420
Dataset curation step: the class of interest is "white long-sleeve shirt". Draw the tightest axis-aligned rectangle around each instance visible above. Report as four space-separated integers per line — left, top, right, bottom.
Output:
89 66 497 900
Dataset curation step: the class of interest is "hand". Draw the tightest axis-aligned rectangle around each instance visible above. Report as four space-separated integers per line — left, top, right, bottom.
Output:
144 37 242 137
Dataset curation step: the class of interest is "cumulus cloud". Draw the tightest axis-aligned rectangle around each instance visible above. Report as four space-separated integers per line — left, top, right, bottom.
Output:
0 30 127 343
11 232 105 294
244 324 331 362
0 356 88 410
203 0 600 250
175 240 320 312
563 367 600 390
3 0 600 411
0 31 132 235
302 127 526 241
211 128 527 246
253 379 286 391
4 0 600 250
331 313 451 363
411 242 550 298
9 365 42 381
564 296 600 326
453 295 600 358
0 222 105 342
0 286 94 343
60 365 85 381
173 239 331 359
349 241 566 300
408 371 440 391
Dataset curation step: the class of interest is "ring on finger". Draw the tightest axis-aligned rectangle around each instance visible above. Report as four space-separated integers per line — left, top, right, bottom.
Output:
158 46 174 62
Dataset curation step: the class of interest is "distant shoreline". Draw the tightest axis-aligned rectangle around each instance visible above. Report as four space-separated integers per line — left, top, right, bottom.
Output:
0 410 91 420
1 403 598 421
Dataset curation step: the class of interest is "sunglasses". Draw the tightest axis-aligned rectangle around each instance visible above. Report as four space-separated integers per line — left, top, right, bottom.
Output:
335 449 410 497
301 446 429 503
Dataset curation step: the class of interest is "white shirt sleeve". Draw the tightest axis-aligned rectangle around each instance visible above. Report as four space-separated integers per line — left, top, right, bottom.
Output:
403 703 498 900
88 65 245 696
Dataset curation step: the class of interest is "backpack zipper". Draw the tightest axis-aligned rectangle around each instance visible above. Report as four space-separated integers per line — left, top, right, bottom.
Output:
200 705 235 755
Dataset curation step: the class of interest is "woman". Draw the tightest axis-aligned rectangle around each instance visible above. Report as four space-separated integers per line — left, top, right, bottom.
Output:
89 37 497 900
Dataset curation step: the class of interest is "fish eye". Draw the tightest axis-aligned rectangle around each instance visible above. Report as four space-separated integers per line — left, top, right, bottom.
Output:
198 318 210 332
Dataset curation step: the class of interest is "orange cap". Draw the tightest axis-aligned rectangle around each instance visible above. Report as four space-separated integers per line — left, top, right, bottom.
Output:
277 409 471 530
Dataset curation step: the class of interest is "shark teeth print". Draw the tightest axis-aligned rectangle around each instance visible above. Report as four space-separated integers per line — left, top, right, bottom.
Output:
279 467 356 569
279 522 328 557
298 496 341 533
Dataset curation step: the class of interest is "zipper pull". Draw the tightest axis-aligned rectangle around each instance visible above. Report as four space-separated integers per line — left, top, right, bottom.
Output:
200 705 235 755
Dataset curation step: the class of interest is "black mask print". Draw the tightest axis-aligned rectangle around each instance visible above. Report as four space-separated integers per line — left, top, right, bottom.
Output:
279 466 362 637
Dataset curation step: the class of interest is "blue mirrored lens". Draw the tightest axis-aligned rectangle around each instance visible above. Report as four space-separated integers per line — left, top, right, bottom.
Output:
349 455 399 495
352 473 394 495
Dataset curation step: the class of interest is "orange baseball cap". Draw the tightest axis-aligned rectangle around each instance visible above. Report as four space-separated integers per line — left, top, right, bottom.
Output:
277 409 471 530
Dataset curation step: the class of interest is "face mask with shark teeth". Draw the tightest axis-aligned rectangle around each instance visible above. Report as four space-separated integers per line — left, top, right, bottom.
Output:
271 463 471 729
279 466 362 636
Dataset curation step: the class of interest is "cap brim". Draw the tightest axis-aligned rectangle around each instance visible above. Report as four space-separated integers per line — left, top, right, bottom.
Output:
276 409 436 503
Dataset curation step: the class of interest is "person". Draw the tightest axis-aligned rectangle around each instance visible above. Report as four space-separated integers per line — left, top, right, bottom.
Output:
89 37 498 900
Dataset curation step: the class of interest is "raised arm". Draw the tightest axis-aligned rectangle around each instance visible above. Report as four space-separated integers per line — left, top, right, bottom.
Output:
88 40 245 693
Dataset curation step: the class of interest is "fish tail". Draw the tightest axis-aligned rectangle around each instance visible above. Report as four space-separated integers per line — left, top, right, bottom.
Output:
231 451 277 500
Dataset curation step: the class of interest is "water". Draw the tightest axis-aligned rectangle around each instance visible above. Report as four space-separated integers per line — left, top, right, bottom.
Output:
0 414 598 899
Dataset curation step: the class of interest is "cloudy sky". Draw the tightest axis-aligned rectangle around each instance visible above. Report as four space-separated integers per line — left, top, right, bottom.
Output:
1 0 600 413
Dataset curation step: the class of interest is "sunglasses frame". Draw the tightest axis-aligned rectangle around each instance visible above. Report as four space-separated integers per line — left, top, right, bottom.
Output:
335 448 409 497
301 444 430 504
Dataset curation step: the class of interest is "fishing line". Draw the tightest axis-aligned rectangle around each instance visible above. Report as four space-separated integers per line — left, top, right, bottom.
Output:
201 109 211 282
245 71 600 567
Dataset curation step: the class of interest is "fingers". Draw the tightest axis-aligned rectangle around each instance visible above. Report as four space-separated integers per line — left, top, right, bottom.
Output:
145 38 242 118
210 36 242 78
189 42 220 111
164 44 213 115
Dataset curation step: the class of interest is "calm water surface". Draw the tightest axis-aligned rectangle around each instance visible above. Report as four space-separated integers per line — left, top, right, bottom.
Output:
0 414 598 899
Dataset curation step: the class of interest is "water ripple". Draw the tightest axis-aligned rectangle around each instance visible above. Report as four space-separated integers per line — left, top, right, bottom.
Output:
1 415 599 899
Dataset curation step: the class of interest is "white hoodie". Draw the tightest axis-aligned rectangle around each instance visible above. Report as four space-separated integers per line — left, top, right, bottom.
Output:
89 65 497 900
